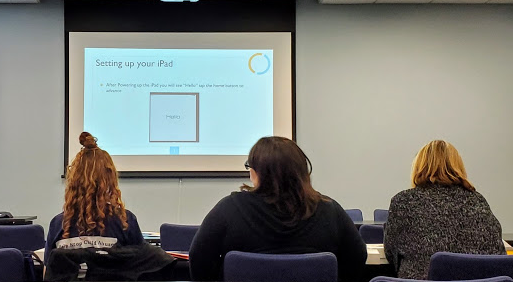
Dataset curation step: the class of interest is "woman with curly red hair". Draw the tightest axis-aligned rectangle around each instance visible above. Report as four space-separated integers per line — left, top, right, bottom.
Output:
44 132 144 265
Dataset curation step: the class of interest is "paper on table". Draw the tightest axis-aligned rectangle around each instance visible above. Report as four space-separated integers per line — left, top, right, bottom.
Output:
142 231 160 236
366 248 381 265
166 251 189 260
503 240 513 255
34 248 45 263
367 244 385 258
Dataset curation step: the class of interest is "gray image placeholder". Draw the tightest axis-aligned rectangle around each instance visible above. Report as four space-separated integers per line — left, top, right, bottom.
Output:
149 92 199 142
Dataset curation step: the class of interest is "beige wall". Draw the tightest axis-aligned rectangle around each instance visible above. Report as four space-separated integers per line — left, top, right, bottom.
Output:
296 0 513 230
1 0 512 233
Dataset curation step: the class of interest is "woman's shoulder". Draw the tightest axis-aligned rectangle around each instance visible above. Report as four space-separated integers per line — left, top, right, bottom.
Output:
225 191 265 208
395 187 420 196
471 190 488 201
389 185 488 211
387 188 431 210
49 212 64 226
228 190 259 203
51 212 64 220
125 209 137 218
205 192 243 212
458 188 490 206
124 209 139 222
47 213 65 245
391 186 441 200
316 195 345 214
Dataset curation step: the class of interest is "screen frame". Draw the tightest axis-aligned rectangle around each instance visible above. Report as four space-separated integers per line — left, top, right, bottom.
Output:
65 32 295 178
63 0 296 178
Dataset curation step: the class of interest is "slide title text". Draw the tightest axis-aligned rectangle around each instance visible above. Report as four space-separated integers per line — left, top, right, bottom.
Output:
95 59 174 69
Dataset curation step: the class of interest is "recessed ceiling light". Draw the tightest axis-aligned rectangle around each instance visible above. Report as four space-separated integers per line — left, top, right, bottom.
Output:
161 0 199 2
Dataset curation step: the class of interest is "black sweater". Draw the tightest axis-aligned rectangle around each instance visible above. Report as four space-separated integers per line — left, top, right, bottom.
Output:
189 191 367 281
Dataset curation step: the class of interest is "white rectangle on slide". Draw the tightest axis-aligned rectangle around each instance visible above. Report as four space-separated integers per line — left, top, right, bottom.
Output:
149 93 199 142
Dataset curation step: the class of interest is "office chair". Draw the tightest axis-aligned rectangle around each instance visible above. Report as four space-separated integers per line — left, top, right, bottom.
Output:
0 248 25 282
345 209 363 222
224 251 338 282
428 252 513 280
374 209 389 222
0 224 45 251
359 224 384 244
370 276 513 282
159 223 200 251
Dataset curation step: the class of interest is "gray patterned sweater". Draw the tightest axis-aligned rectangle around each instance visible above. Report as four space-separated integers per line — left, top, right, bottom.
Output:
384 184 505 280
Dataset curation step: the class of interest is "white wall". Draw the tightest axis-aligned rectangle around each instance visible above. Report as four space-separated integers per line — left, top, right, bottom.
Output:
1 0 513 234
0 0 66 230
0 0 242 233
296 0 513 231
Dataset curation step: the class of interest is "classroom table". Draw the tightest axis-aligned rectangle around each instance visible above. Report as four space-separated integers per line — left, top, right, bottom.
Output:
353 220 386 230
0 215 37 225
35 244 392 282
34 236 512 282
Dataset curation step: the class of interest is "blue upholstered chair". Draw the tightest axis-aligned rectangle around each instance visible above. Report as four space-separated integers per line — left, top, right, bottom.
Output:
224 251 338 282
160 223 199 251
0 248 25 282
359 224 384 244
370 275 513 282
0 224 45 251
428 252 513 281
373 209 389 222
345 209 363 222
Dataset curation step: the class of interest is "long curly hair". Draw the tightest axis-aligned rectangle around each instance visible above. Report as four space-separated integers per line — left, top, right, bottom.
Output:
62 132 128 239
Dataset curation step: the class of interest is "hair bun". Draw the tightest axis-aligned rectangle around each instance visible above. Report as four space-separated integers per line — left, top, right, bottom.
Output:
79 132 98 149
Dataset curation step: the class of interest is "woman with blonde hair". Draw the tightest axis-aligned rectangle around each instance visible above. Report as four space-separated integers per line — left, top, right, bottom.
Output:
384 140 505 280
44 132 143 265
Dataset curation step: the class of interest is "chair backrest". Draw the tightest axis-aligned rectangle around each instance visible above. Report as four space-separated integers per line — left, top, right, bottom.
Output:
359 224 384 244
428 252 513 280
0 248 25 282
373 209 389 222
345 209 363 222
370 275 513 282
159 223 199 251
0 224 45 251
224 251 338 282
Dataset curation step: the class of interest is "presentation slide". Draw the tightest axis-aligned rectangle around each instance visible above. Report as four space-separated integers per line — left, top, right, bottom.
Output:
84 48 273 156
68 32 292 173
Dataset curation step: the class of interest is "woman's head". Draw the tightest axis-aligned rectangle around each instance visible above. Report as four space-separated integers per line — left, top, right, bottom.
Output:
411 140 474 191
63 132 127 238
242 136 322 223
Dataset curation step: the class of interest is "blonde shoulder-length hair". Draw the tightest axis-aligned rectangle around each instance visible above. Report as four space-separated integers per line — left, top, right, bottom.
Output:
411 140 475 191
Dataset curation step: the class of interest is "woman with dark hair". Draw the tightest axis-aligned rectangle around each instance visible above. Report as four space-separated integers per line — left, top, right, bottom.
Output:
44 132 144 265
384 140 505 280
189 136 367 282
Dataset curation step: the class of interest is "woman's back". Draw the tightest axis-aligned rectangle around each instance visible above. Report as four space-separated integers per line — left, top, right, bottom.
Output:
219 191 359 253
189 191 367 281
384 184 505 279
44 210 144 265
